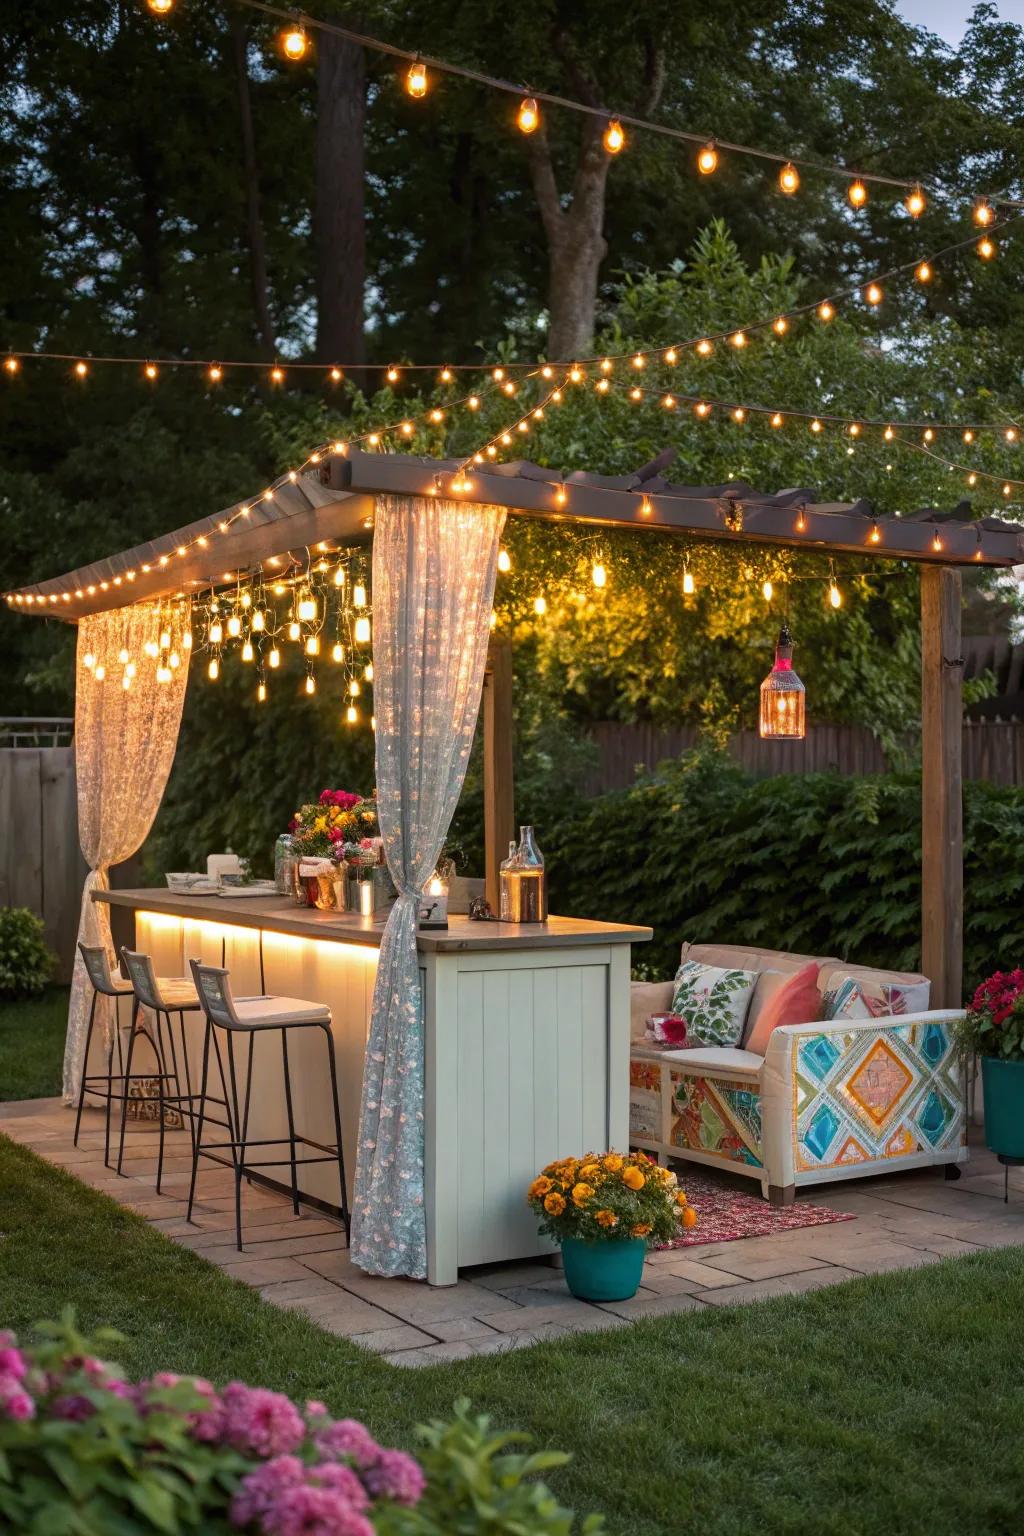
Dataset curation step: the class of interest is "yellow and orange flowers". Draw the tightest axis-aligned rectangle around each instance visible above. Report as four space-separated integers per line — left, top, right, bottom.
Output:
527 1150 695 1245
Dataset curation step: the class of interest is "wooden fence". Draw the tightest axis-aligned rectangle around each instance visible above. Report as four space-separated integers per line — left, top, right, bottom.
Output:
0 747 87 982
583 719 1024 796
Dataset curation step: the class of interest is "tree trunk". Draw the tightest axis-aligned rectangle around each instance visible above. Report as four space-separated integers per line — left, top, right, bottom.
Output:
315 28 366 375
529 117 610 361
232 21 274 357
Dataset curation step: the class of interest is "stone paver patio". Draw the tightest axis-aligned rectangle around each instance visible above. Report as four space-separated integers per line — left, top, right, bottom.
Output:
4 1096 1023 1367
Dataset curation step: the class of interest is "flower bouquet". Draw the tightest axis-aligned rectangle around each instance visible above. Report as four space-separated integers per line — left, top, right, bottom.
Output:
527 1150 696 1301
288 790 378 909
954 968 1024 1159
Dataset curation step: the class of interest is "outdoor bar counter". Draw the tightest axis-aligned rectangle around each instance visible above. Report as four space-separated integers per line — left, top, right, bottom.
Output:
93 888 651 1284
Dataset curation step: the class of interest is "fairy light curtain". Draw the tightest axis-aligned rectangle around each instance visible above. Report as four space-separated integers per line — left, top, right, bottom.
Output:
64 603 190 1103
351 492 505 1279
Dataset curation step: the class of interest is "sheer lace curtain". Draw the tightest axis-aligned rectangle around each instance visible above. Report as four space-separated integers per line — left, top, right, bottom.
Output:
64 605 190 1103
350 492 505 1279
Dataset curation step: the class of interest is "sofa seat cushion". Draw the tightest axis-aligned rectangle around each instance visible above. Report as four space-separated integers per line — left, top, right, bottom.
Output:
659 1045 763 1079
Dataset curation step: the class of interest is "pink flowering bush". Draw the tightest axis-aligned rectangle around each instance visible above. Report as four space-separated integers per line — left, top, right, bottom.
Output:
955 969 1024 1061
0 1314 602 1535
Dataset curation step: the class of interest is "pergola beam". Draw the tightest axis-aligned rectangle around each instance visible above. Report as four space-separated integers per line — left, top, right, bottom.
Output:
921 566 964 1007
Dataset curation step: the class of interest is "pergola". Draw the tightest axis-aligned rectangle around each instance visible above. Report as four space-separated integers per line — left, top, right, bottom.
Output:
11 446 1024 1008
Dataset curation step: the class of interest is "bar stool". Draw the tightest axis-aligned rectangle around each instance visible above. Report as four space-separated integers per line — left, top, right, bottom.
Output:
117 948 206 1193
187 959 350 1252
73 944 138 1168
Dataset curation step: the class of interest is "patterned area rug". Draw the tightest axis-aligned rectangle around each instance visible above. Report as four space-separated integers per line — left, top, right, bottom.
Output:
654 1169 855 1249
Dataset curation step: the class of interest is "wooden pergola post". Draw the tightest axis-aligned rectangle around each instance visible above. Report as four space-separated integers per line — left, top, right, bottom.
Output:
482 637 515 913
920 566 964 1008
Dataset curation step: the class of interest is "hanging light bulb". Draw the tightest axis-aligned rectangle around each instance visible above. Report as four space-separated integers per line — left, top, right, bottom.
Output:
241 640 254 662
355 616 371 644
281 23 308 60
923 427 935 443
916 260 932 283
297 594 317 622
348 678 360 697
664 348 677 365
209 620 223 644
848 178 868 208
695 401 711 419
696 338 713 356
865 282 883 306
533 595 547 615
286 620 299 642
884 424 895 441
182 630 193 650
144 361 158 380
251 610 265 633
517 96 539 134
963 429 974 444
829 579 842 609
773 316 788 335
346 705 358 724
592 560 607 589
978 235 995 259
498 547 511 573
771 412 784 428
74 360 89 379
603 118 625 154
94 664 106 682
931 529 943 551
697 142 718 175
848 422 861 437
1006 427 1019 443
810 418 823 433
332 642 345 663
146 0 174 13
818 301 834 322
759 623 806 740
353 583 367 607
305 635 319 656
365 661 374 681
974 199 994 226
83 652 96 670
406 58 428 97
208 658 219 680
779 161 799 194
762 579 774 602
226 614 241 638
4 354 19 374
730 330 747 349
305 674 316 695
732 407 746 423
906 184 926 217
268 647 281 669
257 680 267 702
682 566 695 596
869 521 881 544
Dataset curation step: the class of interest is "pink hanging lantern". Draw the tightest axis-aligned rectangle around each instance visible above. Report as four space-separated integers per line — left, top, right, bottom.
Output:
759 623 806 739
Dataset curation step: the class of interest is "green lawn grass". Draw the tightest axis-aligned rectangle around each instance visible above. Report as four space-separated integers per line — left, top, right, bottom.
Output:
0 986 68 1099
2 1135 1024 1535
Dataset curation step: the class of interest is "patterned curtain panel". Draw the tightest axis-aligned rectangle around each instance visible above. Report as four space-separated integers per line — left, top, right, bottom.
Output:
64 604 190 1103
351 492 505 1278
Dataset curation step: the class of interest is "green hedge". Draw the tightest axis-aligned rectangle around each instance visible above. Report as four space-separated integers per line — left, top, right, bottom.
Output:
541 752 1024 999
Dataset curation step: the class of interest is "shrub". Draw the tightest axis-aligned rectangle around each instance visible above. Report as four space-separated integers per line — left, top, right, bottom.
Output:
0 907 56 999
954 970 1024 1062
0 1312 603 1535
542 749 1024 999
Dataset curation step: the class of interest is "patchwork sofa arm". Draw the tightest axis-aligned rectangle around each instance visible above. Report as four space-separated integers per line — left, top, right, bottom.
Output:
761 1010 967 1186
630 979 674 1041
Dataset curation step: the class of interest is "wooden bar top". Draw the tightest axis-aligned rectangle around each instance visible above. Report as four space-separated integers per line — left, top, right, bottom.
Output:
93 888 652 953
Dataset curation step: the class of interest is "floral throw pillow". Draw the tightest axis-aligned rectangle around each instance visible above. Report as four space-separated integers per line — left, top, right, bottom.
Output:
824 975 931 1022
670 961 758 1048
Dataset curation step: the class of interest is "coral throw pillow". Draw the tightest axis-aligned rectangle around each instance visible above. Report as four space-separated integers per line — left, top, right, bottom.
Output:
745 962 822 1056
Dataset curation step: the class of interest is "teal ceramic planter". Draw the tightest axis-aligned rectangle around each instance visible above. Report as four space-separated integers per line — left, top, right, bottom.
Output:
981 1057 1024 1159
561 1237 646 1302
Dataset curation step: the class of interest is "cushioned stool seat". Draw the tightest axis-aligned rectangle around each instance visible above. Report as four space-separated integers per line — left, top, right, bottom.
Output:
660 1045 763 1077
232 996 332 1028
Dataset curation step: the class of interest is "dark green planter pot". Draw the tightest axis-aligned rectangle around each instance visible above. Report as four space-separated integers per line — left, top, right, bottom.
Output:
561 1237 646 1302
981 1057 1024 1159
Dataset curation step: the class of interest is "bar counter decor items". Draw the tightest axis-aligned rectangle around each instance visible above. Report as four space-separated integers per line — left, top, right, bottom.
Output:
499 824 548 922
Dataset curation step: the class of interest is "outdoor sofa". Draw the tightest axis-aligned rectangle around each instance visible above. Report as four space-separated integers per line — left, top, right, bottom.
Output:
629 942 968 1203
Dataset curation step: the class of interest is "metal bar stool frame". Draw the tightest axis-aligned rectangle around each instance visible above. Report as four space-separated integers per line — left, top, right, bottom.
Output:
186 959 350 1253
73 944 139 1169
116 947 212 1194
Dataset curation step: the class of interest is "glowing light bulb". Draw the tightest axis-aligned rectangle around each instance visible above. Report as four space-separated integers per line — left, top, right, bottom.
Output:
533 595 547 615
305 635 319 656
332 643 344 663
569 365 583 383
974 199 993 226
147 0 174 12
94 665 105 682
771 412 784 428
963 429 974 444
695 401 711 419
74 360 88 378
848 178 868 208
144 361 158 380
762 579 773 602
829 581 842 609
592 561 607 588
696 338 713 356
779 161 800 194
242 640 254 662
810 418 823 433
83 652 96 669
629 386 642 401
365 662 374 681
865 283 883 306
182 630 193 650
906 184 926 217
346 705 358 724
4 354 19 374
932 530 943 551
118 647 130 664
251 610 265 633
287 621 300 642
1006 427 1018 443
884 425 895 441
297 596 317 622
122 674 132 691
978 236 995 259
353 584 367 607
257 681 267 702
406 59 428 97
697 142 718 175
208 364 222 382
661 393 675 409
355 616 371 644
869 523 881 544
329 366 343 383
208 658 219 680
730 330 747 348
923 427 935 443
795 510 806 532
818 301 834 322
848 422 861 437
209 621 223 644
603 118 625 154
517 96 539 134
304 674 315 695
498 548 511 572
732 407 745 423
282 24 308 60
682 569 695 596
348 678 360 697
467 394 480 410
1004 483 1013 497
665 348 677 364
268 647 280 669
916 261 932 283
773 316 788 335
227 614 241 637
554 485 567 507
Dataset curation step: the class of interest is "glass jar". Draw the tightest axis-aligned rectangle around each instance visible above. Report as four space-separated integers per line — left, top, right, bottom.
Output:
500 826 547 923
274 833 296 896
498 840 517 922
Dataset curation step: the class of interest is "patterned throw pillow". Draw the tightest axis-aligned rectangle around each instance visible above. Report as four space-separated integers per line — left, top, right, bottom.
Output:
670 961 757 1048
824 975 931 1021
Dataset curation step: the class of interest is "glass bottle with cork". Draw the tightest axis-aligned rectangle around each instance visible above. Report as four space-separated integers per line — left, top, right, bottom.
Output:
499 826 548 923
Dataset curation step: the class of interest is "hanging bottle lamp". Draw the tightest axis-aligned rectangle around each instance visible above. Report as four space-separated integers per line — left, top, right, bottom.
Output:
759 623 806 740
